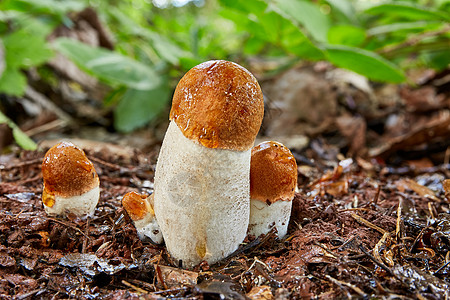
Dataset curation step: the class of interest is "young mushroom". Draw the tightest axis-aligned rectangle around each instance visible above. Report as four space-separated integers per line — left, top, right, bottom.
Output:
41 141 99 217
249 141 297 239
122 192 163 244
153 60 264 268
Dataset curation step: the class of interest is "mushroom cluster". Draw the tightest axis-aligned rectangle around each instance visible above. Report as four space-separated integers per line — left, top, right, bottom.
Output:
41 141 99 217
40 60 299 270
153 60 265 268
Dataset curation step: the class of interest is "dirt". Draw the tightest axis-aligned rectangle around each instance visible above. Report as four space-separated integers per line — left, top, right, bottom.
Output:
0 142 449 299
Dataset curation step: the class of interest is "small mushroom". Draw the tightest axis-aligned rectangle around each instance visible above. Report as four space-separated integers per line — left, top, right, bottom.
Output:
122 192 163 244
153 60 264 268
41 141 99 217
249 141 297 238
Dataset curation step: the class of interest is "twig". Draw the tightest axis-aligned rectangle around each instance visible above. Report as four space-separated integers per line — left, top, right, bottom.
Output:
82 217 90 254
25 86 72 123
325 274 366 297
372 185 381 207
373 232 392 268
14 288 47 300
350 213 388 235
48 218 89 239
434 261 450 275
153 287 189 295
24 119 66 137
155 264 168 290
89 156 124 171
122 280 149 294
0 158 43 171
396 197 403 243
358 244 394 276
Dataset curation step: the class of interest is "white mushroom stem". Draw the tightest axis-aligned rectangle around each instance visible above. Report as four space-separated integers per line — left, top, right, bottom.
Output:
154 121 250 268
248 199 292 238
133 212 163 244
43 186 99 217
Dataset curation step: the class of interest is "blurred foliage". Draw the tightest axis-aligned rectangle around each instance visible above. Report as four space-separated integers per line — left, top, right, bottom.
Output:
0 0 449 141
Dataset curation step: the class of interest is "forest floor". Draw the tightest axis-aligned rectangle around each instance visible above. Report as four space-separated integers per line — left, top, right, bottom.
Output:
0 132 449 299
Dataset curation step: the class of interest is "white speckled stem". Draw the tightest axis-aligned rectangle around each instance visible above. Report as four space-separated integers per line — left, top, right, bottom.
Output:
133 213 163 244
44 186 99 217
248 199 292 239
154 121 250 268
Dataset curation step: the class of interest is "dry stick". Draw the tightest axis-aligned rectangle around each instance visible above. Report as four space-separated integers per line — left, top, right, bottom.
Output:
48 218 89 239
122 280 149 294
24 119 66 137
324 274 366 297
15 288 47 300
434 261 450 275
350 213 388 235
358 244 394 276
25 85 72 123
396 197 403 243
428 202 437 220
89 156 124 171
373 232 392 268
153 287 189 295
155 264 168 290
409 226 429 253
127 279 156 293
0 158 43 171
371 185 381 207
82 217 90 254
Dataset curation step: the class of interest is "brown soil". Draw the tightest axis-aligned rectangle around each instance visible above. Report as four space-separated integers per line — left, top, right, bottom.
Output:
0 144 449 299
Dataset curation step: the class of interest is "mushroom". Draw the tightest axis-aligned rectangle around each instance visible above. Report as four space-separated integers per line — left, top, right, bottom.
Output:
41 141 99 217
153 60 264 268
249 141 297 238
122 192 163 244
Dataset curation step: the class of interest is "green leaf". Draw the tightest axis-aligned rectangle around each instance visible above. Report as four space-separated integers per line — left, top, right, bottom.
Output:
0 68 27 96
0 0 85 18
324 45 405 83
367 21 443 36
53 38 160 90
272 0 330 42
114 81 171 132
108 8 188 65
423 49 450 71
328 25 366 47
0 111 37 150
12 127 37 150
365 2 450 22
4 29 53 68
325 0 357 23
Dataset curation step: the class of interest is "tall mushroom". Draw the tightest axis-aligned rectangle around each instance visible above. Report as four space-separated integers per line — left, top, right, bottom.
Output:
249 141 297 238
41 141 99 217
122 192 163 244
153 60 264 268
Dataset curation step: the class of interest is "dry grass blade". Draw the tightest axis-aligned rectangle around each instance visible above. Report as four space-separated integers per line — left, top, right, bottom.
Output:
350 213 388 235
325 274 365 297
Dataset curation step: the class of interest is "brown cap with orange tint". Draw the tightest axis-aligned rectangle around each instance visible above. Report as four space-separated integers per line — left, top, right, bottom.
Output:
122 191 152 221
250 141 297 204
42 141 99 198
170 60 264 151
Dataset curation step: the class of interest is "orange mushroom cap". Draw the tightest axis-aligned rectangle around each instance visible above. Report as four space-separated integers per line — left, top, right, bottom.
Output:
170 60 264 151
250 141 298 204
122 191 153 221
42 141 99 198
